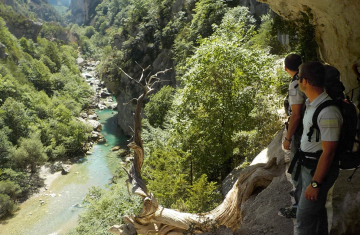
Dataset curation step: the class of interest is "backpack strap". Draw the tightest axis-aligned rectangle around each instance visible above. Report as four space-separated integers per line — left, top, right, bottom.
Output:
307 100 339 142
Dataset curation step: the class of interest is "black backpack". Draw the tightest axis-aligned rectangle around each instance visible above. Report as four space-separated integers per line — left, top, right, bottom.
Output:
307 99 360 181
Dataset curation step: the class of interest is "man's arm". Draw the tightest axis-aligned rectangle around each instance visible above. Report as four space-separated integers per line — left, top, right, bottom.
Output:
283 104 302 150
304 141 338 201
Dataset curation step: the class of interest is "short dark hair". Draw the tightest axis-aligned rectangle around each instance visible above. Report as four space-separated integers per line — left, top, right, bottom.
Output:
285 54 302 71
299 62 325 88
324 65 340 81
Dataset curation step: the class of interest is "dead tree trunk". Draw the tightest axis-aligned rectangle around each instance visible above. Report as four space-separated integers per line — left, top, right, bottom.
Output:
109 66 282 235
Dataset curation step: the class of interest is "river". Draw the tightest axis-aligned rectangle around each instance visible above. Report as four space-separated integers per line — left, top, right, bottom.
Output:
0 108 127 235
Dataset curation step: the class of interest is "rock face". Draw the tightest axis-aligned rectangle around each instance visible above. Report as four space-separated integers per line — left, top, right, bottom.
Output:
5 19 42 42
68 0 102 25
257 0 360 92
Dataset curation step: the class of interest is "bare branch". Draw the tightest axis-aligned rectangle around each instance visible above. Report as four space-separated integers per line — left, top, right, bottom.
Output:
135 61 144 71
123 98 138 106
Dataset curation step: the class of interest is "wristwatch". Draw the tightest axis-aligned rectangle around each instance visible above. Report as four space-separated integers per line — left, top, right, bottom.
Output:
311 180 322 188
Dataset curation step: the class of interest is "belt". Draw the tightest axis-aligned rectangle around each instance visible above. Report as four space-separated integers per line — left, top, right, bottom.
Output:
288 149 323 181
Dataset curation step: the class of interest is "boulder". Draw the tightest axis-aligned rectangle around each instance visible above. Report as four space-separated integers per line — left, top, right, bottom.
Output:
76 58 85 66
118 149 130 158
111 146 121 151
108 103 118 110
86 119 102 131
101 91 112 98
61 164 71 175
91 131 100 139
125 156 134 163
88 114 98 120
79 112 88 119
97 137 106 143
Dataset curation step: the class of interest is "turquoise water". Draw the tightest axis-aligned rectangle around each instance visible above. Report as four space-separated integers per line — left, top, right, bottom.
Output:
0 108 128 235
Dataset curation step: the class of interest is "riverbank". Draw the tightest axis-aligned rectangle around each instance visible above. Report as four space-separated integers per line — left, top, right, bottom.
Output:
0 60 128 235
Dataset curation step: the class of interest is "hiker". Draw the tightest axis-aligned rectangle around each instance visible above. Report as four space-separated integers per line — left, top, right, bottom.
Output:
295 62 343 235
351 61 360 108
324 64 345 100
279 54 306 218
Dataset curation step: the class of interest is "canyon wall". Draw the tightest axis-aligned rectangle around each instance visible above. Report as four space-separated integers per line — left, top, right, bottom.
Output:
257 0 360 92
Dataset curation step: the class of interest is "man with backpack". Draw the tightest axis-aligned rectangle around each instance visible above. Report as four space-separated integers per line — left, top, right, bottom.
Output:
279 54 306 218
295 62 343 235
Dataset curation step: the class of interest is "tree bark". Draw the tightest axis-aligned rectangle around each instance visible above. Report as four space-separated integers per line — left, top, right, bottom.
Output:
109 66 282 235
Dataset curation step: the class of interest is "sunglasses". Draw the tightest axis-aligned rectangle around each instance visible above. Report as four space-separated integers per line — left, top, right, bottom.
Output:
298 75 305 83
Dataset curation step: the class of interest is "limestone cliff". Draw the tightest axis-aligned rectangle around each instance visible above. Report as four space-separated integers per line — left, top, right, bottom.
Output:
67 0 102 25
257 0 360 93
6 18 43 42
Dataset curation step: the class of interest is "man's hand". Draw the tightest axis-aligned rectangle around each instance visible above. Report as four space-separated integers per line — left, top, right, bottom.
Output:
283 139 291 150
305 184 320 201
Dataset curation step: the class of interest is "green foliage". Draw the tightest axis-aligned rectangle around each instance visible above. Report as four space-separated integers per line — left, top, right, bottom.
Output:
272 12 318 61
70 184 142 235
144 85 175 128
250 14 286 54
185 174 221 213
13 132 48 173
0 17 94 219
173 7 282 181
190 0 228 40
84 26 96 38
0 128 13 165
0 193 17 217
141 121 223 212
40 22 68 41
0 17 23 61
0 180 22 201
0 98 31 144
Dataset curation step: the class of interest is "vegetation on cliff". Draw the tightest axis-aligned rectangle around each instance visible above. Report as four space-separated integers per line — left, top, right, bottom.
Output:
0 15 93 218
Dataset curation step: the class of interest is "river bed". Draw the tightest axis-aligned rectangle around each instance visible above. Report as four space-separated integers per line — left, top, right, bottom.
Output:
0 109 127 235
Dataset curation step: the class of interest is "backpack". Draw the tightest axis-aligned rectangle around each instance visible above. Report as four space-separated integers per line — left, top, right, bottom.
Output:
307 98 360 181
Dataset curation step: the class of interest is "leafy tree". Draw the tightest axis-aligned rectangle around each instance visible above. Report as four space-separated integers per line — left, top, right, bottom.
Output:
190 0 228 40
185 174 221 213
69 184 142 235
0 180 22 201
0 193 17 218
0 98 31 144
0 127 13 166
174 7 281 181
144 85 175 128
12 132 48 173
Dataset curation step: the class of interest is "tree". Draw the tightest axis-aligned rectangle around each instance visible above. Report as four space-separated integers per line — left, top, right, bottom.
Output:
144 85 175 128
108 66 283 235
0 98 30 145
174 7 279 181
13 132 48 173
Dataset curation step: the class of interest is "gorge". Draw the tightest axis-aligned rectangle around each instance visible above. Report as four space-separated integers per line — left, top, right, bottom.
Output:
1 0 360 234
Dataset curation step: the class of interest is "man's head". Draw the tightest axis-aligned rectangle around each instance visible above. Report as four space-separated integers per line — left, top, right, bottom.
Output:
324 65 340 81
298 62 325 91
284 54 302 72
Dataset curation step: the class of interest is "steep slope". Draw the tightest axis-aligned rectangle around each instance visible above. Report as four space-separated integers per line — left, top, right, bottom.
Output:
1 0 63 22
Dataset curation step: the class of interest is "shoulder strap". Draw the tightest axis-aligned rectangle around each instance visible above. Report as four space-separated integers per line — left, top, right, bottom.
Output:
307 100 339 142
